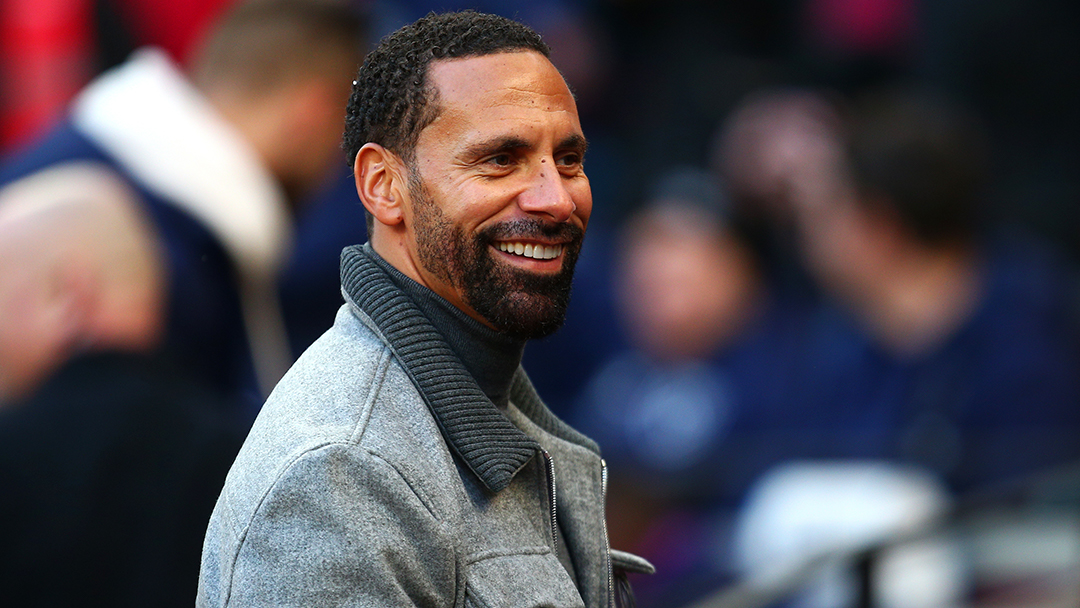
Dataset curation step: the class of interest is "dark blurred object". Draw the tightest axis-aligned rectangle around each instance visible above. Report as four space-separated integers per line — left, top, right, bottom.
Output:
279 166 368 357
0 352 246 608
918 0 1080 262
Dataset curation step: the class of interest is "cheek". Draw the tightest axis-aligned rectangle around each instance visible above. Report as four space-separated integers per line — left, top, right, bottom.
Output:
569 180 593 224
443 188 502 229
444 183 530 229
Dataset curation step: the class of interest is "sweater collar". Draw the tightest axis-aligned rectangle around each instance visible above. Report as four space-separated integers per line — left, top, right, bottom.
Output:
340 243 539 493
365 250 525 409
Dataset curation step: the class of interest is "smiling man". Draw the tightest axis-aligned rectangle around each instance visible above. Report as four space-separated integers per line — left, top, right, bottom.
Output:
198 11 650 608
359 47 590 340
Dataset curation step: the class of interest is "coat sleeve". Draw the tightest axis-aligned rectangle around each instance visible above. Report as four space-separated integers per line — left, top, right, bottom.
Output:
198 443 457 608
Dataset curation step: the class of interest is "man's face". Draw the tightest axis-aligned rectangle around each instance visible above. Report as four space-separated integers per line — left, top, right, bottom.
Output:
402 51 592 339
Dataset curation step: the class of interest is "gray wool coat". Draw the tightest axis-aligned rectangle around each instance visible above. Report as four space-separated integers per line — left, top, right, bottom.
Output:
197 244 651 608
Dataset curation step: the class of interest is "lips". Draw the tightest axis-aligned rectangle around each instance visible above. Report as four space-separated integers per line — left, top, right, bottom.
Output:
496 241 563 260
482 217 583 266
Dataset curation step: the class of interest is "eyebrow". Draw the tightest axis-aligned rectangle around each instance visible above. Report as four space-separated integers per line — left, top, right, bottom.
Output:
463 135 531 161
462 133 589 160
558 134 589 156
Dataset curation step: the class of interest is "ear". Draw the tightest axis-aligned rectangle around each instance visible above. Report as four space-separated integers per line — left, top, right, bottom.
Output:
353 143 408 228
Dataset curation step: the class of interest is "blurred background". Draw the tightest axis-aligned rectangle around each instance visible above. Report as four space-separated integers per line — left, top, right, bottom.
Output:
1 0 1079 607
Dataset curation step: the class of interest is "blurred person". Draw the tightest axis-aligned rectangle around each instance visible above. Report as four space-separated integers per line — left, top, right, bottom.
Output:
685 84 1080 607
725 86 1080 608
572 167 807 608
0 164 166 402
199 11 652 608
0 0 367 407
711 87 849 305
788 84 1080 495
0 1 367 606
616 170 764 364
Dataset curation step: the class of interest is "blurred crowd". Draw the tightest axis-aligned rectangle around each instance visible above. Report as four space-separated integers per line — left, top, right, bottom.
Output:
1 1 1079 607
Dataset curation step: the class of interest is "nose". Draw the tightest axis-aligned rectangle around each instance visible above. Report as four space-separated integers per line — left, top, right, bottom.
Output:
516 165 576 223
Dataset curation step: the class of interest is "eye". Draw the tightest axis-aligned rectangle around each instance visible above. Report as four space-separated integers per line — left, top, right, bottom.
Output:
556 153 583 170
487 154 512 167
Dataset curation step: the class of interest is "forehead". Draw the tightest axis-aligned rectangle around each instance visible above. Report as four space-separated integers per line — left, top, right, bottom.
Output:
422 51 581 145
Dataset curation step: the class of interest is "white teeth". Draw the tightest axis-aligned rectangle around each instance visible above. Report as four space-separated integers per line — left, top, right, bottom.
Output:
497 242 563 260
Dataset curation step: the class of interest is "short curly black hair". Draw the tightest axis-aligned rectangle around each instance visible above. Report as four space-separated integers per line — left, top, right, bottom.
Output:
342 10 550 168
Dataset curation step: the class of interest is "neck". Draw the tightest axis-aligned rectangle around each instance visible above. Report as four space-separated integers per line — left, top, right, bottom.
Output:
856 242 983 357
203 85 303 202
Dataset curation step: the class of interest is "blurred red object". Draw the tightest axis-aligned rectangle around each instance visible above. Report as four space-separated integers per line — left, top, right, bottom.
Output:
111 0 232 64
0 0 232 153
0 0 95 151
805 0 918 55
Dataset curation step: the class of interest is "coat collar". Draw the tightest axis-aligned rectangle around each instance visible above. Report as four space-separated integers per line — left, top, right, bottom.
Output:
340 244 540 493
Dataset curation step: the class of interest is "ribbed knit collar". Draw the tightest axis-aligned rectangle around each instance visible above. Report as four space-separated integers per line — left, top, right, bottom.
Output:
339 243 539 493
365 250 525 409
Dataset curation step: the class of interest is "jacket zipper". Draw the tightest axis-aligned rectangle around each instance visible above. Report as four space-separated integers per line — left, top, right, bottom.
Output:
540 449 559 552
542 450 615 608
602 458 614 608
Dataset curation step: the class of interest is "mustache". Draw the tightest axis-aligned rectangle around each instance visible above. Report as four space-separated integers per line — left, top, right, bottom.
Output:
478 218 584 243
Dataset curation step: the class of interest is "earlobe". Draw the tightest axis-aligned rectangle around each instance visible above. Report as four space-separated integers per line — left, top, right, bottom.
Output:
354 143 407 227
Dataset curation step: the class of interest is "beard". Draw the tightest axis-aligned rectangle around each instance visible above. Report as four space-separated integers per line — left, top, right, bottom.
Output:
409 174 583 340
